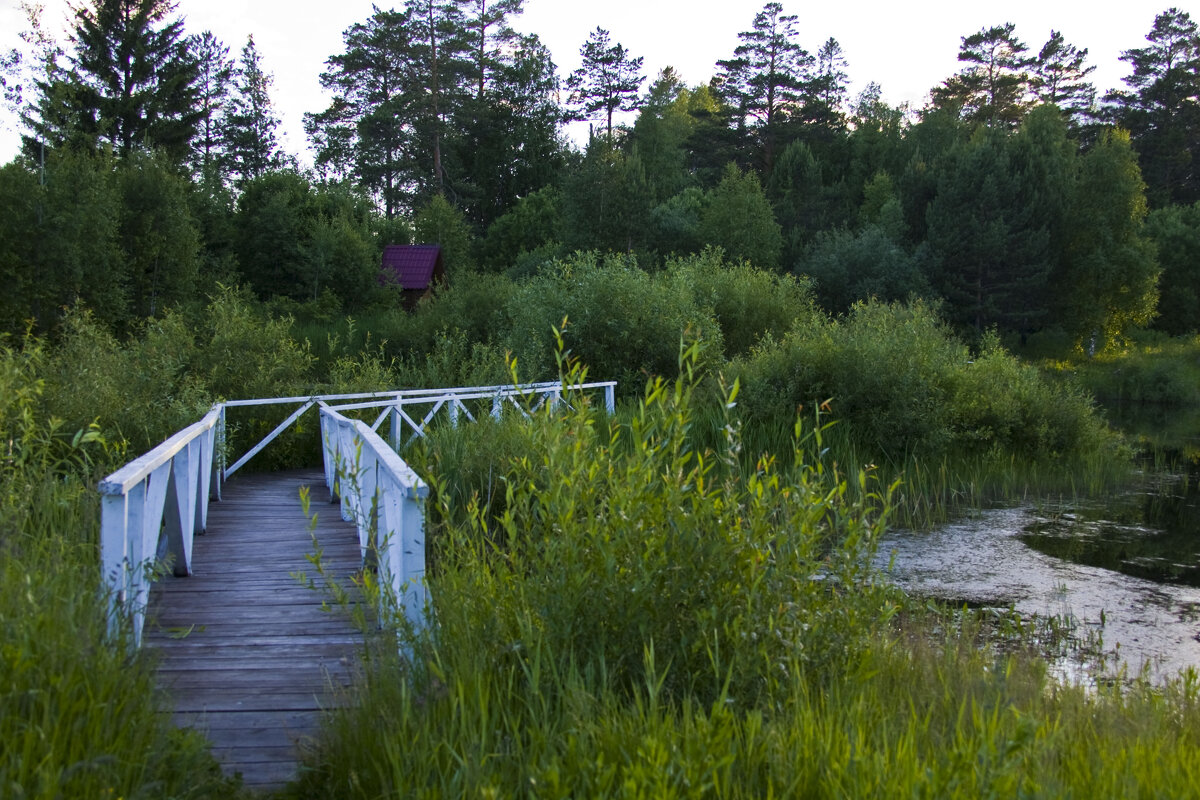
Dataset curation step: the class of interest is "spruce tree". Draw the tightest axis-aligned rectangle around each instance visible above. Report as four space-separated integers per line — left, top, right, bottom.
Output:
221 35 284 185
35 0 201 162
191 31 233 179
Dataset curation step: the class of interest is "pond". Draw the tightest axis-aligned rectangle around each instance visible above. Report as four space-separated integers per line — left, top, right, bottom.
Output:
876 460 1200 685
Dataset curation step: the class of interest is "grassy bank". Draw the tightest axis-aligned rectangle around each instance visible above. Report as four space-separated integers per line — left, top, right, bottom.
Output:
287 355 1200 799
0 340 240 799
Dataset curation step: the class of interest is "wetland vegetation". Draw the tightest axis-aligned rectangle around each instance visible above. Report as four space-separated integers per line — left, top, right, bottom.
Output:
3 0 1200 795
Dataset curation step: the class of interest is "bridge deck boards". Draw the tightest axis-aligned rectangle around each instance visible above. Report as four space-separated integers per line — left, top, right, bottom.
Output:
144 469 363 793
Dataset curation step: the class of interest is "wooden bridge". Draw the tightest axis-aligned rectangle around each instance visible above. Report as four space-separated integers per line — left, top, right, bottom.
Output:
97 382 615 791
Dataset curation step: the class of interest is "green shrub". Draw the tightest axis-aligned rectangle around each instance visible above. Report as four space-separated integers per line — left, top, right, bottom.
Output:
735 301 1116 463
950 333 1114 459
667 247 818 358
421 346 895 707
504 252 723 388
735 300 962 457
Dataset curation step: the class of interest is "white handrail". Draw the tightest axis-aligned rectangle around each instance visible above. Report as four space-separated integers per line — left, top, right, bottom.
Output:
319 403 430 631
324 380 618 448
98 379 618 644
98 404 224 643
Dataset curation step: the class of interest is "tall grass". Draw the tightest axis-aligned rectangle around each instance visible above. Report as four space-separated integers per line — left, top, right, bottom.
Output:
0 337 240 799
289 347 1200 798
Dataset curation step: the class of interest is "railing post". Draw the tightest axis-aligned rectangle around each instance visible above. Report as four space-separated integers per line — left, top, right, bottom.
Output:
388 405 402 451
213 405 225 501
396 483 429 632
605 384 615 415
448 399 459 428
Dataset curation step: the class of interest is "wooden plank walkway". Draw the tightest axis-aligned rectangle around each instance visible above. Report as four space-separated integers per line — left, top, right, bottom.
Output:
144 468 364 792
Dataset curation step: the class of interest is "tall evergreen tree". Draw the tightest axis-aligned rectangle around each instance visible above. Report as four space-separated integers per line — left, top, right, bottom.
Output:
453 0 523 99
926 128 1054 333
29 0 201 163
715 2 812 171
1030 30 1096 126
1105 8 1200 206
221 35 284 184
931 23 1031 129
565 27 645 140
308 8 418 217
809 37 849 126
190 31 233 178
405 0 471 196
451 35 563 226
631 68 697 202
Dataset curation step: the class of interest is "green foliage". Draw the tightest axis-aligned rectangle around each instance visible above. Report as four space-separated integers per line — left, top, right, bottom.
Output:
414 193 474 275
1055 128 1159 349
1060 333 1200 407
234 171 381 306
560 139 653 255
926 127 1054 334
503 252 722 388
419 348 895 706
292 356 1194 800
697 163 782 270
480 186 561 271
115 149 201 318
649 186 706 256
951 332 1111 459
734 300 1113 461
0 337 239 800
667 247 816 358
1146 202 1200 334
0 150 126 334
27 0 201 165
799 225 930 313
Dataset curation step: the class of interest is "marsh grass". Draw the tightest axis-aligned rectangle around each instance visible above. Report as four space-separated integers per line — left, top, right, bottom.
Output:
0 338 240 800
287 343 1200 798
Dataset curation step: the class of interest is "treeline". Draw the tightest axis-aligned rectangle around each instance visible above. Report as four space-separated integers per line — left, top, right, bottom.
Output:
1 1 1199 342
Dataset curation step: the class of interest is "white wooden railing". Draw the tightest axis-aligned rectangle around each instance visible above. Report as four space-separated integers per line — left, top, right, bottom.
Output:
319 402 430 631
98 380 617 643
98 405 223 644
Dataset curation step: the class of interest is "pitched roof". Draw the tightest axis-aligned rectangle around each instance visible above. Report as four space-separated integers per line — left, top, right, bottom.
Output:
381 244 443 290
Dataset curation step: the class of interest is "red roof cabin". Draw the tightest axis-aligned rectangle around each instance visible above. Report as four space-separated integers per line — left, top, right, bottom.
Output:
381 244 447 309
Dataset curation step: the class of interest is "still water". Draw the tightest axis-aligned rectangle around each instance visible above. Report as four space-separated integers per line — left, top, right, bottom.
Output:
876 465 1200 684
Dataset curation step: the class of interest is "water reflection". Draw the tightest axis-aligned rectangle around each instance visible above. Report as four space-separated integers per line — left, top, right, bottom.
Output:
1020 468 1200 587
877 501 1200 684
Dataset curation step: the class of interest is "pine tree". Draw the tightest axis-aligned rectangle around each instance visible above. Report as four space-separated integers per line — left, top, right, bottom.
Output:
931 23 1032 129
221 35 284 185
565 27 645 140
1105 8 1200 206
307 8 418 217
1030 30 1096 126
453 0 523 99
716 2 812 171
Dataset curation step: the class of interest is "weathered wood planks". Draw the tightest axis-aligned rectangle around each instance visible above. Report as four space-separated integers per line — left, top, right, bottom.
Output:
144 469 363 793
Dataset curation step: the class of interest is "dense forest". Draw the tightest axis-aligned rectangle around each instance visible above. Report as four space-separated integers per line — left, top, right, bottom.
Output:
1 0 1198 349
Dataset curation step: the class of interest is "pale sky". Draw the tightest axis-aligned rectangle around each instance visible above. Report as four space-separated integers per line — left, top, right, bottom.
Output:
0 0 1188 165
